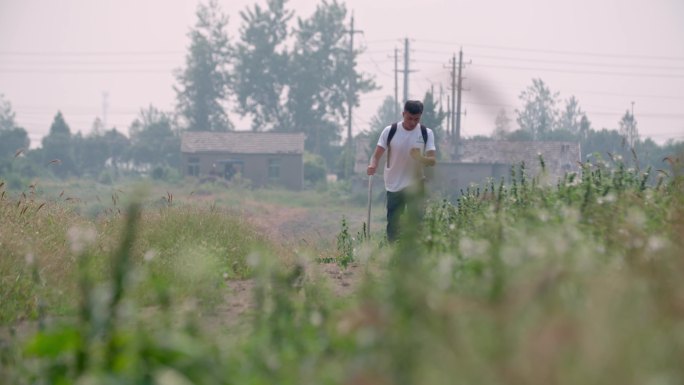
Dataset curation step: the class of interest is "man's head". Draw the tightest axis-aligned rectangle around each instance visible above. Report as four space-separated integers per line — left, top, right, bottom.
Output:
402 100 423 130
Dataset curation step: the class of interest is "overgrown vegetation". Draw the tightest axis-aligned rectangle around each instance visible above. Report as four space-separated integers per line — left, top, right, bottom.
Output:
1 150 683 384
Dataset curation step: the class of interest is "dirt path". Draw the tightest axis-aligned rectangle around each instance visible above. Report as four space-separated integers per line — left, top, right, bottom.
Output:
205 197 368 330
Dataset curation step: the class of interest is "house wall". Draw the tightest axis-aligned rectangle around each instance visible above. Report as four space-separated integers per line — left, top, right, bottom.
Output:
182 152 303 190
427 162 510 198
352 162 509 199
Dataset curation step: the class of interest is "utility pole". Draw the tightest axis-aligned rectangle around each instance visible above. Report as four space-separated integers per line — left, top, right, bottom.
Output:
344 13 362 179
446 94 451 136
450 54 456 141
455 48 464 156
394 47 399 117
403 38 410 103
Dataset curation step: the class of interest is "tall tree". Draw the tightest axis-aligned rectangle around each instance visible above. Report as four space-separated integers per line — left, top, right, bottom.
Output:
232 0 293 131
175 0 232 132
286 0 376 156
618 109 639 148
516 78 559 140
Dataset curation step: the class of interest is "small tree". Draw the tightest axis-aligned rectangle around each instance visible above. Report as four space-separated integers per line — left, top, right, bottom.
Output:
516 78 559 140
618 109 639 149
493 108 512 139
556 96 585 135
128 106 180 168
0 95 30 159
367 96 398 146
42 112 76 178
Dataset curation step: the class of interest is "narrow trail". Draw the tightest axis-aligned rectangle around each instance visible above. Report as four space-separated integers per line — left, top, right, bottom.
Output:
206 197 369 329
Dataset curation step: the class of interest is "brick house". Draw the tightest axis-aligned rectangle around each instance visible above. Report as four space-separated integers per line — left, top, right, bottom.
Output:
181 131 306 190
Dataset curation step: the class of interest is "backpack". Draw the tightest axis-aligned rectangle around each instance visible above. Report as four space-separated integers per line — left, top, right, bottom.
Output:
386 122 428 168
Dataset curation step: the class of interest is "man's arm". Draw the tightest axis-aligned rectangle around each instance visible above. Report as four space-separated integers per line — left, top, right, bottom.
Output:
367 145 385 175
423 150 436 166
410 149 436 167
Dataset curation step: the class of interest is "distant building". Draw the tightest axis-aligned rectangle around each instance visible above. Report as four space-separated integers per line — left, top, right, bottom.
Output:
353 136 581 197
432 140 581 196
181 131 306 190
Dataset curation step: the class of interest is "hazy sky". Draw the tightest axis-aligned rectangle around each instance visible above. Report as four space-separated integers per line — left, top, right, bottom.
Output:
1 0 683 147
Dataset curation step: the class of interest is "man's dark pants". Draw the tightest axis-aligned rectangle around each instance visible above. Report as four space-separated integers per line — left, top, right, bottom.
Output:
386 189 412 243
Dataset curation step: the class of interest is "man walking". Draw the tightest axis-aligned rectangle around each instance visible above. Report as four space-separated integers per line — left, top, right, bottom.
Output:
367 100 437 242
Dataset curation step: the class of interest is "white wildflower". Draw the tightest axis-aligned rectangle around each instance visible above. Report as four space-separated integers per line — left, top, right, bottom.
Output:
247 252 261 268
143 249 157 262
646 236 668 253
627 209 646 229
67 226 97 254
310 311 323 327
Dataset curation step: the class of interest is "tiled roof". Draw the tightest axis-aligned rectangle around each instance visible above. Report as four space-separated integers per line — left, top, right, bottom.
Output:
459 140 581 176
181 131 306 154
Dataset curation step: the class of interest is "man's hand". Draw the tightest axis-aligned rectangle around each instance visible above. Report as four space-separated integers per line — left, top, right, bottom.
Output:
367 164 377 176
410 148 436 166
410 148 422 160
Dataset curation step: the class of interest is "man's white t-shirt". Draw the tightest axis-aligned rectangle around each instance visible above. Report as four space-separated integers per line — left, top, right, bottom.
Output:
377 122 436 192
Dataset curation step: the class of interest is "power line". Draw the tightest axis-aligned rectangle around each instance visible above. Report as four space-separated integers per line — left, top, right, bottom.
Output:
0 68 174 74
469 54 684 71
0 50 183 56
416 39 684 62
470 63 684 79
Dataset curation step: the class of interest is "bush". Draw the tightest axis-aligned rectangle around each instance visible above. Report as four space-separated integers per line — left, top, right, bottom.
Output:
304 152 327 184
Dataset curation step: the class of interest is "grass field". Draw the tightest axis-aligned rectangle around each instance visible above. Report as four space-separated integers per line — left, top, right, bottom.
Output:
1 156 683 384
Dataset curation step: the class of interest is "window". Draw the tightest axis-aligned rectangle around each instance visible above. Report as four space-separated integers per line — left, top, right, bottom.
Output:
268 158 281 180
187 157 200 177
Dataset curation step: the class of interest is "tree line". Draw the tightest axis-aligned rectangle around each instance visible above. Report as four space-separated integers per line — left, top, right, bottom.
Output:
1 0 681 187
363 78 682 174
0 0 377 186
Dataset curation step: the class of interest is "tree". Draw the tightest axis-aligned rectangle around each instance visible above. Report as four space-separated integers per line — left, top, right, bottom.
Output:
42 111 75 178
420 89 446 155
579 114 592 141
286 0 376 157
102 128 130 173
128 106 180 168
556 96 587 136
0 95 30 159
420 89 446 137
232 0 293 131
516 78 559 140
369 96 397 132
618 109 639 148
493 108 512 139
0 94 17 131
175 0 232 132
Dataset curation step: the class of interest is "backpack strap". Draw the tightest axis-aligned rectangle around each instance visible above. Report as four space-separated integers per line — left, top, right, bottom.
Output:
420 124 428 153
386 122 398 168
